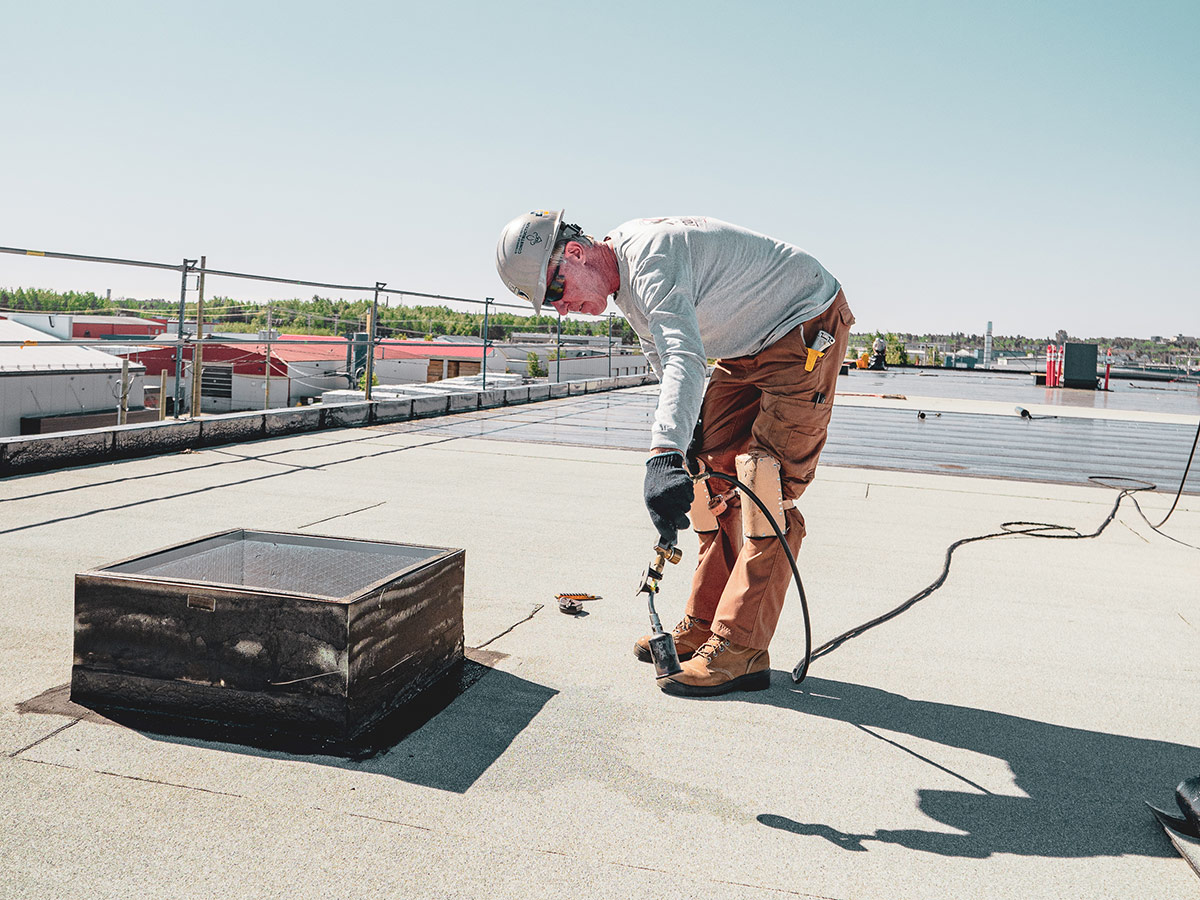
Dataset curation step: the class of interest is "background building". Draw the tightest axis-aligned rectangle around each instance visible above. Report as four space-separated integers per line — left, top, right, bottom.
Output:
0 317 148 436
5 312 167 340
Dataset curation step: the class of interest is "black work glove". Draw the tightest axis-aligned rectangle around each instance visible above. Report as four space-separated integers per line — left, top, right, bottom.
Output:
643 451 694 547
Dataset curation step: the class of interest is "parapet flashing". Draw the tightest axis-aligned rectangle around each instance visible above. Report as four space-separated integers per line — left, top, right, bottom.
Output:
0 374 659 477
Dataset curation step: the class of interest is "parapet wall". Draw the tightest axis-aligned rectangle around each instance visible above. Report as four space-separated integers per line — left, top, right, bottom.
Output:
0 374 658 477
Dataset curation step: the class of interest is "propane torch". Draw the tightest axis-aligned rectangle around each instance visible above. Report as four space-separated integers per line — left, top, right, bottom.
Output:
635 544 684 678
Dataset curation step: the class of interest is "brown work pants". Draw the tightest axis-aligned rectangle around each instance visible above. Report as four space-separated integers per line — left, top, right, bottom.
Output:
686 291 854 649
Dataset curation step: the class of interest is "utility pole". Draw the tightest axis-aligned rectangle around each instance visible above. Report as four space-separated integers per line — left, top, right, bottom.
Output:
191 255 205 417
607 312 614 378
364 307 375 397
366 282 384 400
481 297 491 390
555 313 562 383
117 359 129 425
264 303 273 410
173 259 196 417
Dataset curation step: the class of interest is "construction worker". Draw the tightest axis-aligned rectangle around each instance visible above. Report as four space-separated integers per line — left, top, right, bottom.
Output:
496 211 853 697
869 335 888 370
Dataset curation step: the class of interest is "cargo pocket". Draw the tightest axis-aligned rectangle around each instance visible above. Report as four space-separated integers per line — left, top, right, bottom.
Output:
753 393 834 498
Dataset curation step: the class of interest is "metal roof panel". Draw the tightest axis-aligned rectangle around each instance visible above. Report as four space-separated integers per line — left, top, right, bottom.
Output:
0 318 144 373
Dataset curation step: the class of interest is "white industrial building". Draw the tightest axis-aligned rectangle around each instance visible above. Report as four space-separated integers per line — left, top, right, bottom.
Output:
0 317 147 437
491 342 650 380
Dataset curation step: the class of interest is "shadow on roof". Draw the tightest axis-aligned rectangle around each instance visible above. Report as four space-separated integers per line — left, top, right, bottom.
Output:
19 655 558 795
740 675 1199 860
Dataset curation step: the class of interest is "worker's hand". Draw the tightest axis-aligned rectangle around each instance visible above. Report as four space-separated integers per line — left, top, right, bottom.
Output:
644 451 693 547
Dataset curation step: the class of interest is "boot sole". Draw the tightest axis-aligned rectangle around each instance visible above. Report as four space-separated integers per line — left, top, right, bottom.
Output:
633 644 696 664
658 669 771 697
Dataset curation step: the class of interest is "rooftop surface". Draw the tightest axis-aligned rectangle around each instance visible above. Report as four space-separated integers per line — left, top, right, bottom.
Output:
2 376 1198 899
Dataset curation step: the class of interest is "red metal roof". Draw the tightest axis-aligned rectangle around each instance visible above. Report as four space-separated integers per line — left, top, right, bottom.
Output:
377 339 491 361
243 337 345 363
264 335 492 361
120 335 493 376
121 344 286 377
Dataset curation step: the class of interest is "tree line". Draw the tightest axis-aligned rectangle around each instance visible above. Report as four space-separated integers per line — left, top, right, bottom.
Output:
3 287 1192 361
0 288 642 345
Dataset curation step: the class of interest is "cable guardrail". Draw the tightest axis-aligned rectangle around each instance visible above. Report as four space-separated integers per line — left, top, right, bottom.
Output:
1 241 644 423
0 244 531 312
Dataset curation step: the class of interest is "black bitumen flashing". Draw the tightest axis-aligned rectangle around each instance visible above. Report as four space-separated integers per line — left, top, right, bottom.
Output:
0 373 657 477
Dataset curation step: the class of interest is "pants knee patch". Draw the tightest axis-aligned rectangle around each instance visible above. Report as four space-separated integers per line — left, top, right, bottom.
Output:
735 451 791 538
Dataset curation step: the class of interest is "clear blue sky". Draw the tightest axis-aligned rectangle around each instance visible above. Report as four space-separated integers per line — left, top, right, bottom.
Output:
2 0 1195 338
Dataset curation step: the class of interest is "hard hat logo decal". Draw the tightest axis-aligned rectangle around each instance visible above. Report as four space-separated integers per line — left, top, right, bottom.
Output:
497 209 563 311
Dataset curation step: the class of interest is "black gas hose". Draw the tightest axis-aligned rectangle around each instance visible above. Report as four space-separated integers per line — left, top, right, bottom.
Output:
694 470 814 683
700 415 1199 686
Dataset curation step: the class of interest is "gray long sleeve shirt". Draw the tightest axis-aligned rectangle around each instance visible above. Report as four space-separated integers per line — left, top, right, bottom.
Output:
605 216 841 452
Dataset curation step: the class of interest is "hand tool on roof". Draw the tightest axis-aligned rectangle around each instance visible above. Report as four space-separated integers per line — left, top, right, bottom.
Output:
635 544 683 678
555 592 600 614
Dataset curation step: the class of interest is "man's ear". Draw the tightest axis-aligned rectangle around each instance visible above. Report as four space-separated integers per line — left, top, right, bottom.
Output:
563 241 586 261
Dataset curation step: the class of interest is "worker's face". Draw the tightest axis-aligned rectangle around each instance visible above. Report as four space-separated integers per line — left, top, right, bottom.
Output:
545 241 609 317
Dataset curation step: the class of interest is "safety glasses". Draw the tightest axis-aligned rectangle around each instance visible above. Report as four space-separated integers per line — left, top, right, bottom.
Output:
544 250 566 307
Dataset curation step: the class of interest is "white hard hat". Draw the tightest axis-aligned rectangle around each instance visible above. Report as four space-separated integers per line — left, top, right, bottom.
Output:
495 209 564 314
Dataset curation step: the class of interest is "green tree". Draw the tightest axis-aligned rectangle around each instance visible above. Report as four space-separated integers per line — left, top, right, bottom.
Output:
883 332 909 365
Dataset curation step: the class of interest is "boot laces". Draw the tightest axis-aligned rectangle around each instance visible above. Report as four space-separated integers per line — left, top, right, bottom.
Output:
672 615 709 638
695 634 730 661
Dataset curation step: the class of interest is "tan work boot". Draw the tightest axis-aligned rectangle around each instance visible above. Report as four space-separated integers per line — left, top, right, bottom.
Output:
634 615 712 664
659 634 770 696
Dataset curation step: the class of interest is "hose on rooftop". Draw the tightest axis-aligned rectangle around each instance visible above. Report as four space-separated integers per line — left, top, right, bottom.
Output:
1150 415 1199 529
695 470 813 683
790 416 1200 682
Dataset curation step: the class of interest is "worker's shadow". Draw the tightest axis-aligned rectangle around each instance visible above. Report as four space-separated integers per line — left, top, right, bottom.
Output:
746 675 1199 860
